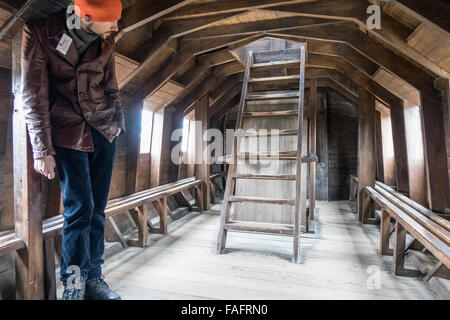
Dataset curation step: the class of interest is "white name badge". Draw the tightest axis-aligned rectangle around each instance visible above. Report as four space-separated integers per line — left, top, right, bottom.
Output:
56 33 73 55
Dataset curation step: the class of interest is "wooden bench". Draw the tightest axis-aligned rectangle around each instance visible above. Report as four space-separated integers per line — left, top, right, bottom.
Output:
106 177 204 248
363 183 449 281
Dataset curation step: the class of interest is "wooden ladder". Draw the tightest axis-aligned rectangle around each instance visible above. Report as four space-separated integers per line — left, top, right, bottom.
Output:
216 47 307 263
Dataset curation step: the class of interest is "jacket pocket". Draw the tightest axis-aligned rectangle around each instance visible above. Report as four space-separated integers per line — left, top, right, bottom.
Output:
50 97 83 130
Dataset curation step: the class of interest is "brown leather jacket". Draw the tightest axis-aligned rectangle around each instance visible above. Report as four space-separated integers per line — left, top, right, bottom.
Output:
21 9 126 160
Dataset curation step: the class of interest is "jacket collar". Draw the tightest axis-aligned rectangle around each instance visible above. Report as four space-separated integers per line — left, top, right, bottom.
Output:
45 9 114 66
46 9 114 46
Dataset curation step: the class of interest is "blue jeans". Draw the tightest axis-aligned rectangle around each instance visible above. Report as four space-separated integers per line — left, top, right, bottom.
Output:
54 125 116 284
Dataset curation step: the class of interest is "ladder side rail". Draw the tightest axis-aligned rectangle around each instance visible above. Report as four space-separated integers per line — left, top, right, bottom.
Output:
216 51 253 254
293 46 307 263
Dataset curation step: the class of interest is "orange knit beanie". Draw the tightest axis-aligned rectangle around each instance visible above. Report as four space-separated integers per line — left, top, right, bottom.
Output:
74 0 122 22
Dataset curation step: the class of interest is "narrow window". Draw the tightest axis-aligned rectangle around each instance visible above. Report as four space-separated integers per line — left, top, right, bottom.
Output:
139 109 154 154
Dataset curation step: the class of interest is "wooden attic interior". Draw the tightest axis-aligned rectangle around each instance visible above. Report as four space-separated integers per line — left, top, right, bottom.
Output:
0 0 449 299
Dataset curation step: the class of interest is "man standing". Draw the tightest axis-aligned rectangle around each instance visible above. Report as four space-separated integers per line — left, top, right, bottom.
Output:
21 0 126 300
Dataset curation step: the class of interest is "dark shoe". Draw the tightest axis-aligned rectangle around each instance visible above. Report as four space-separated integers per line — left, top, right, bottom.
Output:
62 277 86 300
85 276 121 300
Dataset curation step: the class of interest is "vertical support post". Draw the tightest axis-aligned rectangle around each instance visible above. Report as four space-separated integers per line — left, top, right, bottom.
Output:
150 107 175 187
194 184 204 212
378 106 396 186
12 30 45 300
125 100 143 195
159 197 168 235
308 78 317 222
393 221 406 275
420 92 450 212
390 101 409 194
162 107 176 185
357 89 376 223
137 205 148 247
393 221 422 277
380 210 393 256
150 109 164 188
195 93 210 210
294 46 307 263
375 111 384 182
210 180 216 204
403 103 427 205
43 238 56 300
434 78 450 212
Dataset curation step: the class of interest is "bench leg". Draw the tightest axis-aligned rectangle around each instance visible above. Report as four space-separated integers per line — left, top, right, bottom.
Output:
210 180 216 204
159 197 168 235
221 176 226 192
137 205 148 247
194 185 204 212
43 238 57 300
423 262 450 282
393 222 422 277
349 178 355 201
108 216 128 248
405 238 425 251
360 191 376 224
380 210 393 256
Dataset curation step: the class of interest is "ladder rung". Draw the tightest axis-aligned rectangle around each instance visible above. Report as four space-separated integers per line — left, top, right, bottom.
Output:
219 154 316 163
243 129 298 137
228 196 295 206
233 174 296 180
249 75 300 83
253 49 301 64
238 151 298 158
252 59 301 70
243 110 298 117
246 92 300 101
224 221 294 235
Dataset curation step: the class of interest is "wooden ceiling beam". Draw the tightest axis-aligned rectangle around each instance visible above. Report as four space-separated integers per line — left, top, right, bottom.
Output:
182 16 332 40
395 0 450 33
167 50 237 110
210 76 242 104
213 61 246 77
305 68 358 96
117 0 195 38
265 0 448 80
177 74 226 116
267 23 440 98
119 12 248 90
160 0 317 20
209 82 243 118
0 0 28 41
328 83 358 105
167 12 251 37
307 53 403 107
184 33 266 55
181 18 438 98
119 27 173 89
133 48 194 102
210 95 240 128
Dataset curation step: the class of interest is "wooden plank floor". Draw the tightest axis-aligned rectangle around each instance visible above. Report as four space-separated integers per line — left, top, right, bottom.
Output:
56 201 440 299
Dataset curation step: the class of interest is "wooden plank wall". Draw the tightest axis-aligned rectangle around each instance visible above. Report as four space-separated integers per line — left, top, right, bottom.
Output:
327 112 358 200
0 67 12 231
0 66 14 300
326 91 358 201
315 90 328 201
